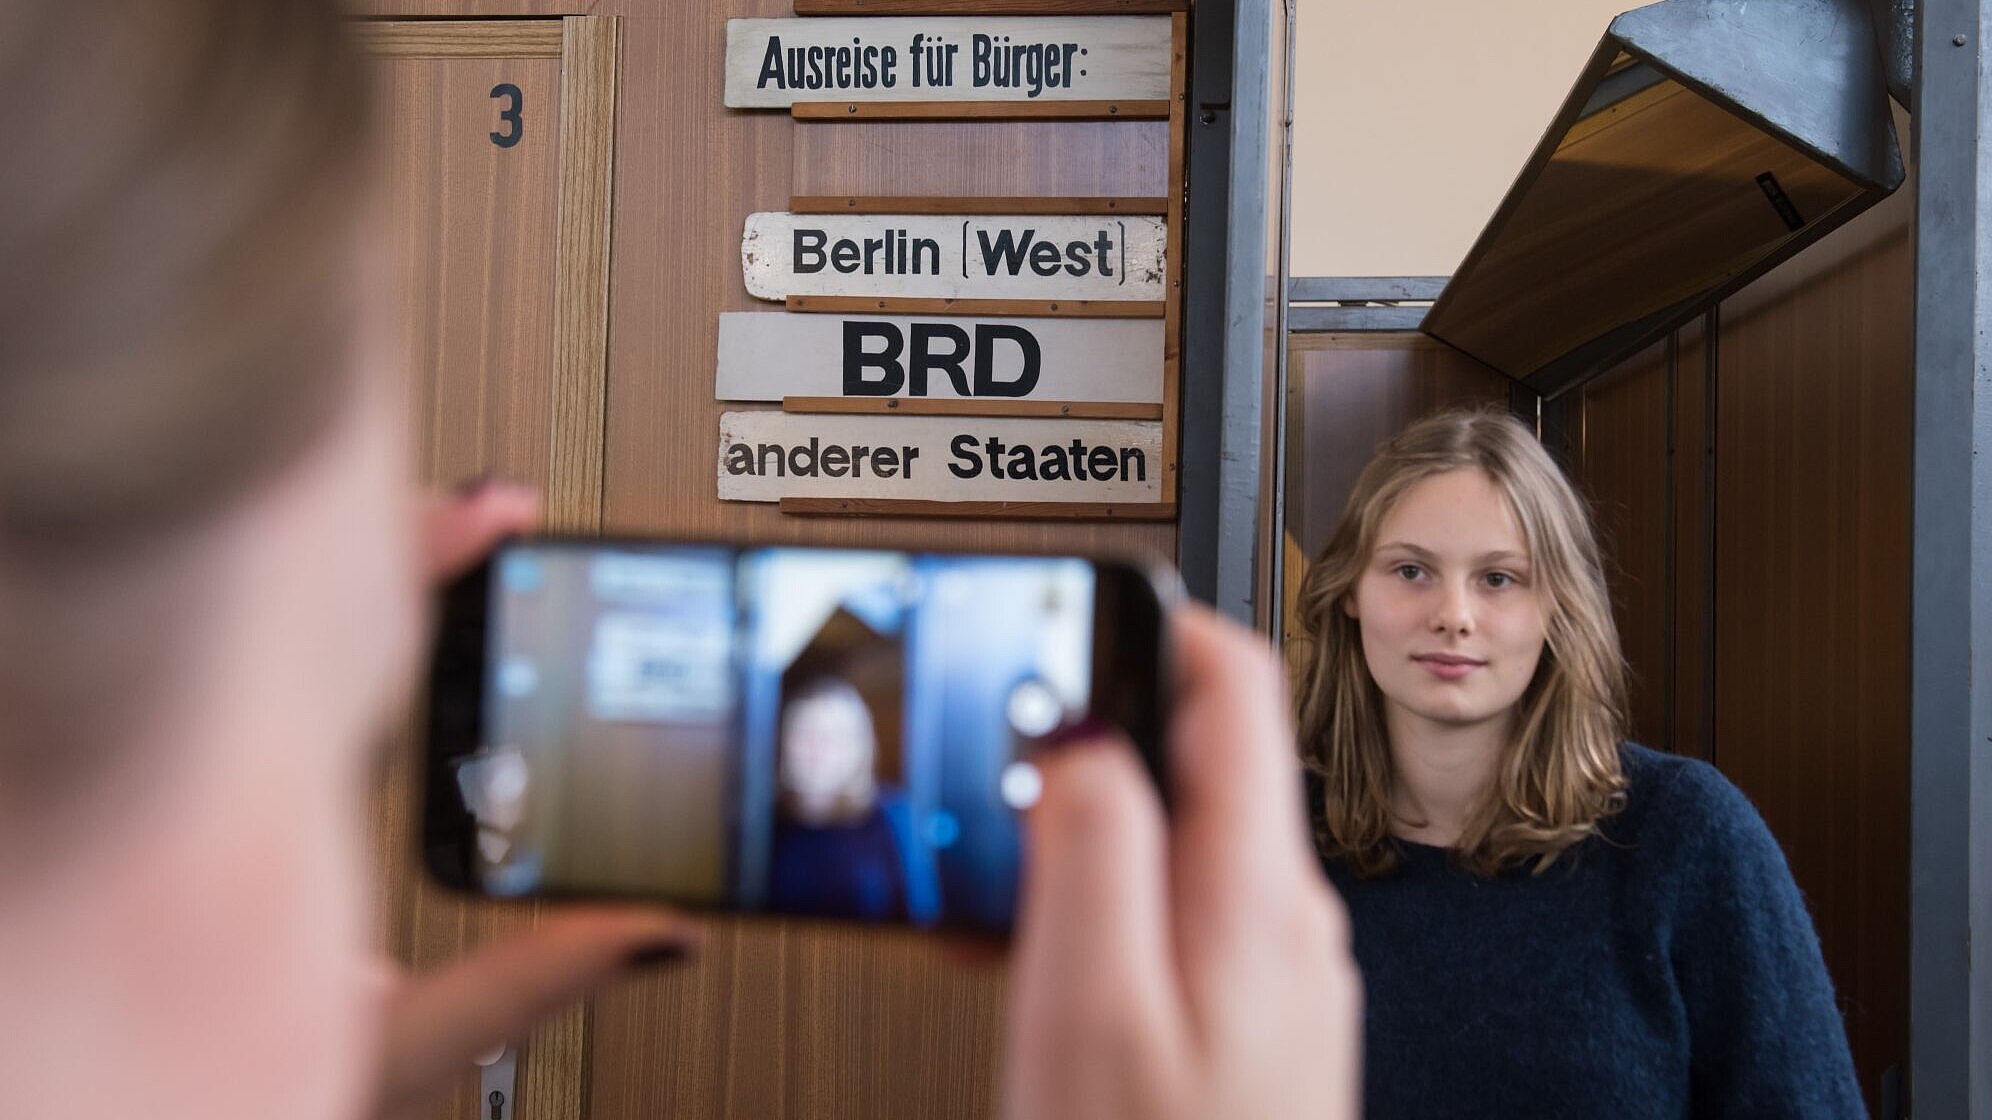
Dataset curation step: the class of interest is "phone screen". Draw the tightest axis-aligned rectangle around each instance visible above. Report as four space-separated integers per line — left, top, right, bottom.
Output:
429 541 1160 933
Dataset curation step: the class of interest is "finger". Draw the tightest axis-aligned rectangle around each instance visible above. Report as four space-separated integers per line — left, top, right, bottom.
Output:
1003 733 1185 1103
1166 604 1314 880
419 479 539 583
1161 605 1355 1062
1164 604 1333 992
1019 734 1172 978
374 907 694 1117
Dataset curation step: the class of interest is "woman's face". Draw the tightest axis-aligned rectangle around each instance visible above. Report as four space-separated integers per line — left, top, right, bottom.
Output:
1344 468 1547 735
781 690 877 805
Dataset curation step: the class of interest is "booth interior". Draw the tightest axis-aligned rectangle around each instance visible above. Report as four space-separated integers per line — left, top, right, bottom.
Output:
1284 3 1914 1113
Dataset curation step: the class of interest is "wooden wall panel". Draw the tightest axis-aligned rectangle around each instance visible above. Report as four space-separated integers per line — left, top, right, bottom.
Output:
545 15 621 532
381 55 563 492
1284 334 1510 558
1280 333 1509 640
1569 332 1681 749
369 44 571 1120
1566 310 1712 764
582 4 1177 1119
791 121 1170 198
1671 315 1711 761
1710 182 1912 1114
1568 170 1912 1114
1575 337 1673 751
349 1 596 15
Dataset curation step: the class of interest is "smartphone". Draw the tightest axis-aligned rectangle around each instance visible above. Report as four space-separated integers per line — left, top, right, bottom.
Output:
423 537 1175 934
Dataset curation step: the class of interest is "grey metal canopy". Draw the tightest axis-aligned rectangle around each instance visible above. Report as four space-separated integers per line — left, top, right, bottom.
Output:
1421 0 1903 396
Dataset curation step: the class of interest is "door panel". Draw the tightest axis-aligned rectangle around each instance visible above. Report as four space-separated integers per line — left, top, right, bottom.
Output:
362 18 616 1120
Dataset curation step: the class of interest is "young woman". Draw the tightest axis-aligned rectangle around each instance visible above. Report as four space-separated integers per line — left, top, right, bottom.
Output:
1291 408 1864 1118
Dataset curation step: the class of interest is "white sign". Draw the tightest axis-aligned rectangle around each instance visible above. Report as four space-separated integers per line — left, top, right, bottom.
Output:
717 412 1162 504
715 312 1162 403
586 611 734 723
582 553 734 722
742 212 1167 303
724 16 1172 109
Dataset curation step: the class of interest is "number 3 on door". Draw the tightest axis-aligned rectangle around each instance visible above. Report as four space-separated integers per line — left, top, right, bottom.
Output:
490 83 522 148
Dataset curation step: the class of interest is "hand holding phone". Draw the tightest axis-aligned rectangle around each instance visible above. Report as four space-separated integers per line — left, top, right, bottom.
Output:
1001 605 1361 1120
409 488 1356 1120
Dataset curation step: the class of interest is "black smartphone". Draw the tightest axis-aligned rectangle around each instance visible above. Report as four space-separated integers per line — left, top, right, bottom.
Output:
423 537 1175 934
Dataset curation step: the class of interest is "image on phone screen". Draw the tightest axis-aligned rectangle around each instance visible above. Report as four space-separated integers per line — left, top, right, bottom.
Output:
432 542 1139 933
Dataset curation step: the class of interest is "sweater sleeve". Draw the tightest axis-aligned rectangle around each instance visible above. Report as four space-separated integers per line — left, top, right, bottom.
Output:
1657 760 1866 1119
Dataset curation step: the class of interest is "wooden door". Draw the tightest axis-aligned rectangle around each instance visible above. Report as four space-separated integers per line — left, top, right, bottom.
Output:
358 3 1185 1116
358 17 619 1119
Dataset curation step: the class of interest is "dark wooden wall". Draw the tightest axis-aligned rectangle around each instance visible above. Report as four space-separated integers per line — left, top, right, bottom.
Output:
1283 333 1509 556
1565 317 1713 762
1280 332 1509 641
1573 179 1913 1115
1284 175 1913 1114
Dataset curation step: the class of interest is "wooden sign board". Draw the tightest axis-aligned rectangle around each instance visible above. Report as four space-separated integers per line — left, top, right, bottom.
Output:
715 311 1162 403
741 211 1167 302
718 411 1162 503
724 16 1171 108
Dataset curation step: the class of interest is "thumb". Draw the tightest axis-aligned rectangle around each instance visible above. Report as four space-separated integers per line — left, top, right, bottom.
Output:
1002 731 1184 1120
373 907 694 1119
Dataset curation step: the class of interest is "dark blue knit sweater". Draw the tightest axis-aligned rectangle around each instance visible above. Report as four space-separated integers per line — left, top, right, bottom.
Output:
1314 743 1866 1119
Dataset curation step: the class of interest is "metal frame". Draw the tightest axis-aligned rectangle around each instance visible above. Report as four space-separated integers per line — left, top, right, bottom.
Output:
1269 0 1296 644
1288 276 1448 302
1179 0 1280 623
1422 0 1902 398
1868 0 1917 104
1286 276 1444 333
1909 0 1992 1113
1288 304 1429 332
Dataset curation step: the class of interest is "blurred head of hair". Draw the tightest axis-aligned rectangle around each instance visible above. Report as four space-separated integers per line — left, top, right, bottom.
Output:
0 0 369 803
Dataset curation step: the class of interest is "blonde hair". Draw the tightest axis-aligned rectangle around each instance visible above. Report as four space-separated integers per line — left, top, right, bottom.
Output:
1291 407 1628 876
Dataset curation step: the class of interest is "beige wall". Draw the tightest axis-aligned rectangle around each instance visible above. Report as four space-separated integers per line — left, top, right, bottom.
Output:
1289 0 1634 278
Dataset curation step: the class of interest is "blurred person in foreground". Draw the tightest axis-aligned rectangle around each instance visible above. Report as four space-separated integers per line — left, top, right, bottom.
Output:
0 3 1357 1118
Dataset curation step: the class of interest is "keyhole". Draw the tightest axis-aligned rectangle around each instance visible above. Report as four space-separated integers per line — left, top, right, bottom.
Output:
488 1088 506 1119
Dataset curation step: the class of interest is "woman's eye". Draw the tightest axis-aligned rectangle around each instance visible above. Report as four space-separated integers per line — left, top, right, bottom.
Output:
1394 564 1423 581
1484 572 1514 589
